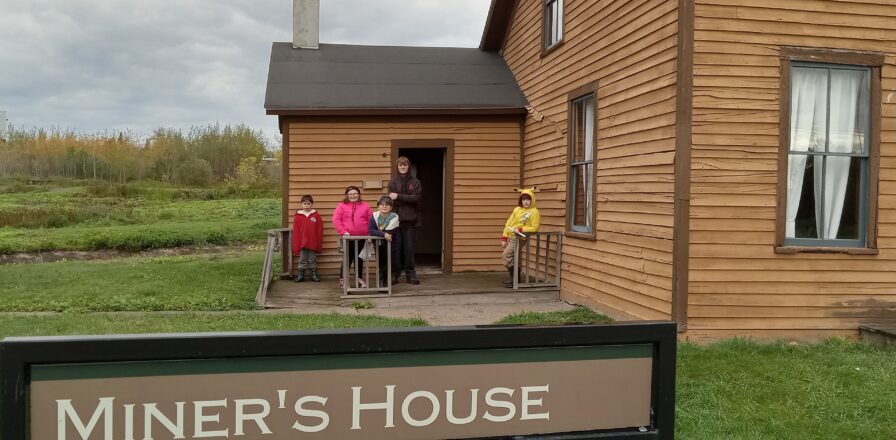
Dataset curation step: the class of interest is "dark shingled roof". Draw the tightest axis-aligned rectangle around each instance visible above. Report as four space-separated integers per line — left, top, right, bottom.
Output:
264 43 527 114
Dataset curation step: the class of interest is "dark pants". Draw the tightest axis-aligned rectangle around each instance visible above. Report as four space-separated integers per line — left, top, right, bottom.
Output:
395 227 416 277
342 240 363 280
376 240 400 284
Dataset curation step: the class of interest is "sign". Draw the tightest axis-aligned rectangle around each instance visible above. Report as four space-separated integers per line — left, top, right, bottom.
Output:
1 322 676 439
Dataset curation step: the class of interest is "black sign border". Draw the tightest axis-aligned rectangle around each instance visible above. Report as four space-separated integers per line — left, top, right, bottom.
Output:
1 321 676 439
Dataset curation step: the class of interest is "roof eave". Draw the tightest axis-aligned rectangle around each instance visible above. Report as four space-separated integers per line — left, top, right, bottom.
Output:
266 107 527 116
479 0 517 51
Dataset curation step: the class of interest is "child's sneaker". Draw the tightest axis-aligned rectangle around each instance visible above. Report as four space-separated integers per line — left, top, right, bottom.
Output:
358 279 367 288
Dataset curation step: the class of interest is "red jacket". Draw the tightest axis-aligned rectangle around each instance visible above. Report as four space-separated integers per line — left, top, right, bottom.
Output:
292 209 323 254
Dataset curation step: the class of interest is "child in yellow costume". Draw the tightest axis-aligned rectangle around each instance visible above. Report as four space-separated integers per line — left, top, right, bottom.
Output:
500 188 541 287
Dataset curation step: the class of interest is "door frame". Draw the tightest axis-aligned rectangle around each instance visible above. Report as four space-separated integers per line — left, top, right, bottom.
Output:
391 139 454 274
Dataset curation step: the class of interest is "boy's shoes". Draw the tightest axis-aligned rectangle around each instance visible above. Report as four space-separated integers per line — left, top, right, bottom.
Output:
310 270 320 282
295 271 305 282
407 275 420 285
358 279 367 288
391 275 400 285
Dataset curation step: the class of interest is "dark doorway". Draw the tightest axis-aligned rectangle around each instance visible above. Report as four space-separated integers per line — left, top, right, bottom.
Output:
397 147 445 272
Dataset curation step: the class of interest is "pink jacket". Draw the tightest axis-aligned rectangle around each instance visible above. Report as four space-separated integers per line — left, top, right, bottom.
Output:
332 201 372 236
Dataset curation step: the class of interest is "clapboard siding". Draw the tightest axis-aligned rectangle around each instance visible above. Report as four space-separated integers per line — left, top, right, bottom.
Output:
285 116 521 275
689 0 896 339
502 0 679 320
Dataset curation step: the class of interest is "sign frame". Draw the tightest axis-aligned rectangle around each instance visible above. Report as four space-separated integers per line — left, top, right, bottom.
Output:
1 321 676 439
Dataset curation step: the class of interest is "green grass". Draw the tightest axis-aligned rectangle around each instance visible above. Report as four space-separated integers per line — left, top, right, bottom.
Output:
0 312 426 339
0 181 279 253
495 307 612 325
0 252 265 312
677 338 896 439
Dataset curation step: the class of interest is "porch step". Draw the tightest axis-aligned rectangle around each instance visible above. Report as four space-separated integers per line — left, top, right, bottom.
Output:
859 324 896 349
342 288 559 308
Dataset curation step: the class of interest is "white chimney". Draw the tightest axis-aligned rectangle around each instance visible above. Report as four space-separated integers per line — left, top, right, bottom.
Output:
293 0 319 49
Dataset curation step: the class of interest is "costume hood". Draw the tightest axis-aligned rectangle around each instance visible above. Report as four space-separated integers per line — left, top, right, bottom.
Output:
517 188 537 208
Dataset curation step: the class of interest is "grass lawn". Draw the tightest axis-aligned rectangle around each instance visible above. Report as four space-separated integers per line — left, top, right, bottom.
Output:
0 252 264 312
0 181 278 253
0 306 891 438
0 312 426 339
677 338 896 440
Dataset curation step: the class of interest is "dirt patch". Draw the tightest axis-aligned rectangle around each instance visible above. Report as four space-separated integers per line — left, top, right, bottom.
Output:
0 244 262 265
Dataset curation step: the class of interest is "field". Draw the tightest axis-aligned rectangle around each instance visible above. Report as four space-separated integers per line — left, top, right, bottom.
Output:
0 179 278 254
0 179 893 439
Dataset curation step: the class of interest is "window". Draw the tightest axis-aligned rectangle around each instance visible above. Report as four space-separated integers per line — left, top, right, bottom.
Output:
543 0 563 51
567 85 597 235
778 48 882 250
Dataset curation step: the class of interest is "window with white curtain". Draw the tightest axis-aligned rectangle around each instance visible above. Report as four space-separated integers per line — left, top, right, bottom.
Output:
569 93 595 233
785 62 871 247
544 0 563 50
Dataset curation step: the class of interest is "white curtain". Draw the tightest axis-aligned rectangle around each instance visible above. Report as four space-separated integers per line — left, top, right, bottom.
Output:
822 69 865 239
583 96 594 228
787 67 866 240
786 67 827 238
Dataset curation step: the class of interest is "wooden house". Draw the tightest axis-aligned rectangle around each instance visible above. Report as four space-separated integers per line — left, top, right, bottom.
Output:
266 0 896 340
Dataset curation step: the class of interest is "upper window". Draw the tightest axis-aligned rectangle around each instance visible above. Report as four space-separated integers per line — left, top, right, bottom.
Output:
779 48 882 250
543 0 563 51
568 91 596 234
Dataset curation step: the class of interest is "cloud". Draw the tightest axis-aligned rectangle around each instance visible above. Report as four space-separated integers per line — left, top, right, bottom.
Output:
0 0 492 145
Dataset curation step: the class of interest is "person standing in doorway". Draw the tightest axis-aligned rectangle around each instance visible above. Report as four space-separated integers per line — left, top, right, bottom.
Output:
388 156 422 284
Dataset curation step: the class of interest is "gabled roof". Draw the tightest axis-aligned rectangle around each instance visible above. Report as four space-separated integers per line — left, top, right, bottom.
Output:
264 43 527 115
480 0 517 51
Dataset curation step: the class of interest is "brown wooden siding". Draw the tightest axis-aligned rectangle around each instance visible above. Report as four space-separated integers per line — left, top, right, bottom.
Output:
284 115 522 274
502 0 680 320
689 0 896 339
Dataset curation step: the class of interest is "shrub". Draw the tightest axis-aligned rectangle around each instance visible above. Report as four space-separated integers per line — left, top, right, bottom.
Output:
174 159 213 187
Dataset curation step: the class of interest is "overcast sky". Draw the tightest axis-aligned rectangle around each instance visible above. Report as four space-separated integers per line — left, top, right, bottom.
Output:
0 1 492 146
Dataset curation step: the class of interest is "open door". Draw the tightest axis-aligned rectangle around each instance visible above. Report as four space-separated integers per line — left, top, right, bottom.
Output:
395 146 446 273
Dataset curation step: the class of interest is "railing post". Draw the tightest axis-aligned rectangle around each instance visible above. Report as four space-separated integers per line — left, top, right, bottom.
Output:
387 240 392 295
535 234 542 284
513 236 520 290
342 237 349 296
556 234 563 287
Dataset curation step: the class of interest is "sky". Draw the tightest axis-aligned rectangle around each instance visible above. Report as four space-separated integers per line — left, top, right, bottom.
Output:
0 1 493 146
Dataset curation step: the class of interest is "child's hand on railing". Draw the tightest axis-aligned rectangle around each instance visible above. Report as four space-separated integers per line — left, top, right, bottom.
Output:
384 233 392 242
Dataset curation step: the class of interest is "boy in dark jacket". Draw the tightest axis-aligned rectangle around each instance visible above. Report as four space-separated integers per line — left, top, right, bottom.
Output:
368 195 400 288
388 156 423 284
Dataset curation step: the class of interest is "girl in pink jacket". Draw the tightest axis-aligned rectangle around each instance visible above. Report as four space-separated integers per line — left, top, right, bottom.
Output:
332 185 373 287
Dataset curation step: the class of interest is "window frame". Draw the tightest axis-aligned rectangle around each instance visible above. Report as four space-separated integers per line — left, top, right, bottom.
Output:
566 81 599 239
541 0 564 57
776 47 883 254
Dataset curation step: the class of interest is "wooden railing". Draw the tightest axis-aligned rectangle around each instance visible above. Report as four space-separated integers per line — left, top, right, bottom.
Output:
512 231 563 290
256 228 291 306
341 235 392 296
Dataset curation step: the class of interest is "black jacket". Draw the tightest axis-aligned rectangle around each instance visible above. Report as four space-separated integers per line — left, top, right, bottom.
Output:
388 172 422 227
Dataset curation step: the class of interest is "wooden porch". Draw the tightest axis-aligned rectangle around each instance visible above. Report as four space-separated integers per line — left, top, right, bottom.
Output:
264 271 560 309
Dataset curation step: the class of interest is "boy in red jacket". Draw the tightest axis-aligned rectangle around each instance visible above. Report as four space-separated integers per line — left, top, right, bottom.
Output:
292 195 323 282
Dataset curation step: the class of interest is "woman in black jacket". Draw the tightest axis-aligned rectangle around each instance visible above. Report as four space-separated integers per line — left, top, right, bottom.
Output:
388 156 423 284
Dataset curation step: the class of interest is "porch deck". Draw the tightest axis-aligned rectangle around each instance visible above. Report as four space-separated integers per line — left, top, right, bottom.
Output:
264 271 560 309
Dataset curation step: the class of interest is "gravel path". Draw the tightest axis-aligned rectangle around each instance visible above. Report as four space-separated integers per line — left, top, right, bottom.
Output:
264 300 579 326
